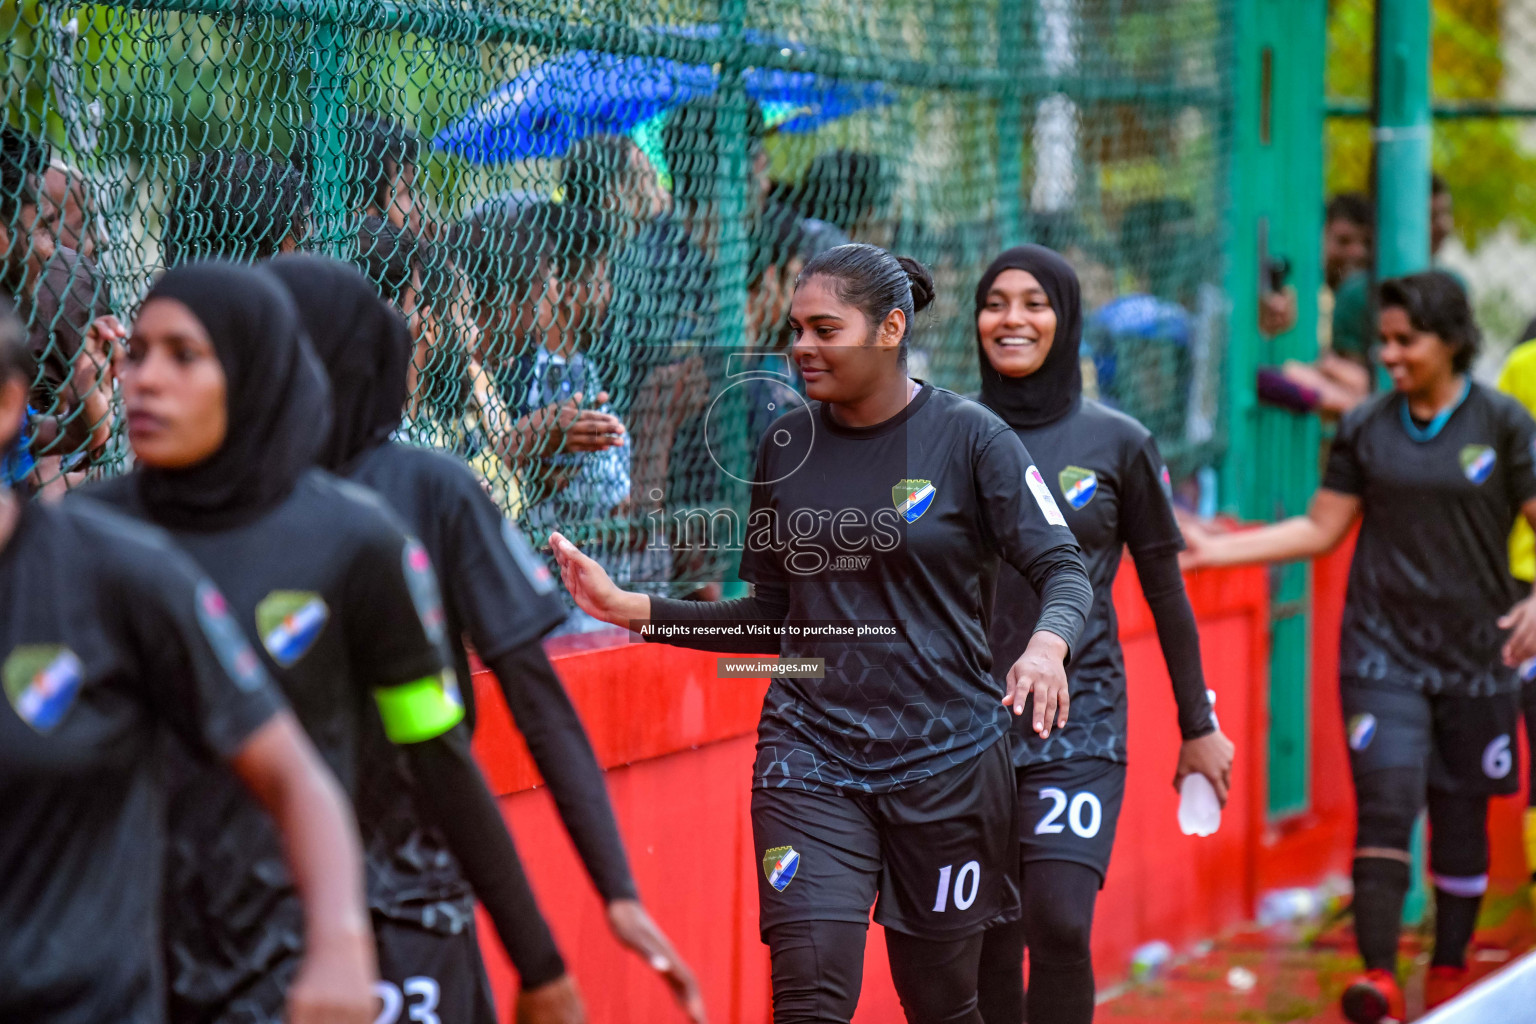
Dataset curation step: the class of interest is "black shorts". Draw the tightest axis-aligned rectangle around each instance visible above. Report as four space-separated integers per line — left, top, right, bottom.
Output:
751 736 1017 942
1015 757 1126 884
373 916 497 1024
1342 681 1521 797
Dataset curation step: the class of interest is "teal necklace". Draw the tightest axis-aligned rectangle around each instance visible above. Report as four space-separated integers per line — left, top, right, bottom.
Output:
1400 377 1470 443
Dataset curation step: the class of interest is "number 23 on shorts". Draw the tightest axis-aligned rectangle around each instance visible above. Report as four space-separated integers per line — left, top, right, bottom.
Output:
374 977 441 1024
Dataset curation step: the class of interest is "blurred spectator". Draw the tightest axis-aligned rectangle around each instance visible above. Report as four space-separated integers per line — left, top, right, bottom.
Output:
1497 317 1536 583
1332 174 1458 373
746 215 848 351
1323 192 1373 291
1257 193 1376 417
0 126 50 302
23 248 115 466
461 200 640 628
40 160 95 260
769 149 894 241
292 113 424 235
458 201 626 501
354 214 520 508
559 134 671 225
162 150 309 266
1087 198 1199 442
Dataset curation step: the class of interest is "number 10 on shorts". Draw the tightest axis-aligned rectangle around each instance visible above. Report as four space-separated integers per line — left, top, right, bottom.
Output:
933 860 981 912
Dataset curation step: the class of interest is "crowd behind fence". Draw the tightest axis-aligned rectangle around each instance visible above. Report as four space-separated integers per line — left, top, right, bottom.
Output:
3 0 1233 596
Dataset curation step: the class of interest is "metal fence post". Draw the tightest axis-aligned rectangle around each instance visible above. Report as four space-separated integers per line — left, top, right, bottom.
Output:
307 1 350 258
1372 0 1433 928
994 0 1027 249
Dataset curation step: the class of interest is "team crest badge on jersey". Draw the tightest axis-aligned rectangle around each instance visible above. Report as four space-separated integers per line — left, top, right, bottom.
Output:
1347 713 1377 751
763 845 800 892
255 591 330 667
503 520 557 595
1160 465 1174 500
1460 444 1496 485
1058 466 1098 510
3 645 84 733
403 538 448 647
892 479 936 523
196 583 266 692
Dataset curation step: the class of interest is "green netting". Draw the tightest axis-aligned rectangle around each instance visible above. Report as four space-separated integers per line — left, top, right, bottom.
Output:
2 0 1233 595
1326 0 1536 361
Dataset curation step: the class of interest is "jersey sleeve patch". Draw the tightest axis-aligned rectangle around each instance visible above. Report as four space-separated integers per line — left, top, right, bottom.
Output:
401 538 449 647
1026 465 1068 527
373 671 465 744
502 519 557 595
194 582 267 693
4 645 84 733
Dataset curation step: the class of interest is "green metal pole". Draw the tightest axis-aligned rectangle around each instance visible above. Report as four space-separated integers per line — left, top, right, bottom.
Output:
308 6 350 258
715 0 750 599
994 0 1027 249
1373 1 1431 279
1372 0 1433 928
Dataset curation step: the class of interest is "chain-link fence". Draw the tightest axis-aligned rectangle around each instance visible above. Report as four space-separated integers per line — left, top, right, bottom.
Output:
3 0 1233 594
1326 0 1536 374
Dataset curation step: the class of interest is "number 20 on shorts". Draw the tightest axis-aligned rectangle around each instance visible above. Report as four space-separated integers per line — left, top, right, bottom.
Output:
1035 787 1103 839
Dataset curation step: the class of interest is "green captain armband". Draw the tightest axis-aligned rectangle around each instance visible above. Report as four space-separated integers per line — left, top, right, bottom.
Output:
373 671 465 744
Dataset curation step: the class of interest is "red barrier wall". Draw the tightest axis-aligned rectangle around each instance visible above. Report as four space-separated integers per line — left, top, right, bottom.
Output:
469 561 1276 1023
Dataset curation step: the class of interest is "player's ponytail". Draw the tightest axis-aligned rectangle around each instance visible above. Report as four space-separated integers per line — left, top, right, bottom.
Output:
798 243 933 360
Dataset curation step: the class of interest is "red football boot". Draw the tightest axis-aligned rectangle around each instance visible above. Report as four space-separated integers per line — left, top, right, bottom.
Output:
1424 964 1472 1011
1340 969 1405 1024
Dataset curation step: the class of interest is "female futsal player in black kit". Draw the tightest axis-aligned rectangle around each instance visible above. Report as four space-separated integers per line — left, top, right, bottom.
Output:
87 261 560 1024
0 301 377 1023
967 246 1235 1024
267 252 706 1023
1184 270 1536 1023
553 243 1094 1024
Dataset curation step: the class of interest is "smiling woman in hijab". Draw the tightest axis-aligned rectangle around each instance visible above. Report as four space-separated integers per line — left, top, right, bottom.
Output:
79 259 512 1024
971 245 1235 1024
267 252 706 1024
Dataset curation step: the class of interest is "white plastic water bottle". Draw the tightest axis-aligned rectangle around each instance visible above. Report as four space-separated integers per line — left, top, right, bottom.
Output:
1178 689 1222 837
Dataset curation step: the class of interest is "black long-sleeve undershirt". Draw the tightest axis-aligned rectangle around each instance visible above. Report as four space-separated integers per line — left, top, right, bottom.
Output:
648 583 792 654
484 642 638 903
403 729 567 988
1132 547 1215 740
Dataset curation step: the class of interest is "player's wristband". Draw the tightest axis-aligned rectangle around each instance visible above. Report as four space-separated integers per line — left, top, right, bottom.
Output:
373 671 465 744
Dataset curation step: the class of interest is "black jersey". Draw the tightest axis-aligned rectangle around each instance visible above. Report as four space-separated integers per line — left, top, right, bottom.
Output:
85 470 455 1017
346 442 567 932
0 499 282 1024
1323 382 1536 696
988 399 1185 765
737 384 1085 794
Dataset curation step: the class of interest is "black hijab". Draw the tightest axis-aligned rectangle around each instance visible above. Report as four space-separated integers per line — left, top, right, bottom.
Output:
137 260 331 530
266 254 412 472
975 244 1083 428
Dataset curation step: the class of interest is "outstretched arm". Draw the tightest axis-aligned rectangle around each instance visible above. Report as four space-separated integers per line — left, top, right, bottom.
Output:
1181 489 1361 569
